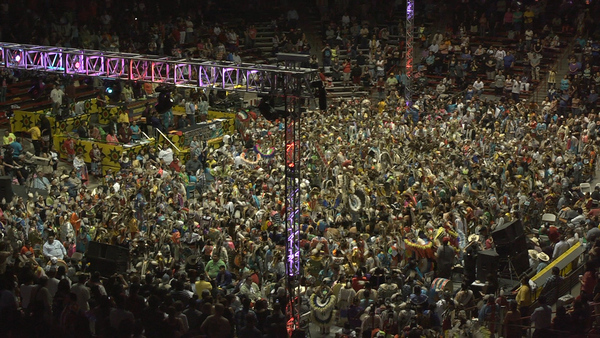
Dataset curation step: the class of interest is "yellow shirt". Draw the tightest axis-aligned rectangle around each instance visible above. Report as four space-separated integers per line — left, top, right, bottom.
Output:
195 280 213 298
3 133 15 145
28 126 41 140
378 101 387 114
117 111 130 124
516 284 532 307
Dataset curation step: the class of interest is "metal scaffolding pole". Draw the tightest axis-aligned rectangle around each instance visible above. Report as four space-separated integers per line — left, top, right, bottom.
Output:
405 0 415 105
283 76 302 336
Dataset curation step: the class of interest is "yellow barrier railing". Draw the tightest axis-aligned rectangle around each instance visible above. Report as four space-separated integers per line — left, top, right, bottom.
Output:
531 241 584 297
53 134 156 174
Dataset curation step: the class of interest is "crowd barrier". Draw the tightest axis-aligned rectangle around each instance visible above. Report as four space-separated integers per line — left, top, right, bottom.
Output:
531 241 585 299
11 109 92 135
96 98 157 124
53 134 156 173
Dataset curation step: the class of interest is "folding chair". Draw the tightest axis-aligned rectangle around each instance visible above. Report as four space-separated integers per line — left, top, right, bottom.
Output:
541 213 556 223
580 182 591 193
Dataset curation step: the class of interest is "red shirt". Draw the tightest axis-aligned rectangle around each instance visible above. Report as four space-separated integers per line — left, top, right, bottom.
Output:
581 271 597 294
548 226 560 243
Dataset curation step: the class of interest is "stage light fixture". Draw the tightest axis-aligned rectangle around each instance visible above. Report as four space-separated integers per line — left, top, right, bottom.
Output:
14 54 21 62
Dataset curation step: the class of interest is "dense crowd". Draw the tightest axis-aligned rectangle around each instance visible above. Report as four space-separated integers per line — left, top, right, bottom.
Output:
0 79 599 338
2 1 600 338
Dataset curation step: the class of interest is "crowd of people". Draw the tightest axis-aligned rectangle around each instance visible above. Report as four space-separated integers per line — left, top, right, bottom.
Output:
0 75 600 338
317 0 600 107
2 0 600 338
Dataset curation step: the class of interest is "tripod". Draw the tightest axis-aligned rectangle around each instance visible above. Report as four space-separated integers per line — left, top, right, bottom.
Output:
499 256 521 283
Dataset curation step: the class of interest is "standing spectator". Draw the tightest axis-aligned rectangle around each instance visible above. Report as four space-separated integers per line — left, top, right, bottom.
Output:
322 44 332 67
0 71 7 102
264 303 287 338
342 60 352 87
495 71 505 96
485 59 496 81
245 25 257 50
503 50 515 74
200 303 232 338
530 52 542 81
130 120 141 141
28 122 42 156
435 237 455 279
50 84 65 115
70 272 91 312
511 76 522 102
541 267 563 305
552 235 570 260
560 75 570 92
530 295 552 338
516 277 532 325
473 78 484 96
118 122 133 143
503 301 521 338
580 263 597 297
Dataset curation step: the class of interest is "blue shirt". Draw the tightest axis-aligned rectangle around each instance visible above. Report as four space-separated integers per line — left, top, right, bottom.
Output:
10 141 22 157
503 55 515 68
130 125 141 140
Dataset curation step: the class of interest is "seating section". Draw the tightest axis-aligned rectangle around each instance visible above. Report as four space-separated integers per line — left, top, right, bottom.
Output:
0 79 97 116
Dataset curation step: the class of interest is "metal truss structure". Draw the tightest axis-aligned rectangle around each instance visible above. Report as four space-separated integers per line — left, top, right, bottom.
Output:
405 0 414 105
0 43 318 98
283 86 302 337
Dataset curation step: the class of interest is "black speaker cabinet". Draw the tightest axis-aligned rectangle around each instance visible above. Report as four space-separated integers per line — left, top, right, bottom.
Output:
477 249 500 282
86 241 104 259
495 235 528 257
492 220 524 245
86 242 129 276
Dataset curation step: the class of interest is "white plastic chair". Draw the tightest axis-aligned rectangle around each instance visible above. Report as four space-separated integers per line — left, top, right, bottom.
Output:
541 213 556 223
580 182 592 193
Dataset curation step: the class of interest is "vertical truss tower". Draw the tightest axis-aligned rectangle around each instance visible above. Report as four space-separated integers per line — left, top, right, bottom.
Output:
405 0 415 105
284 91 301 336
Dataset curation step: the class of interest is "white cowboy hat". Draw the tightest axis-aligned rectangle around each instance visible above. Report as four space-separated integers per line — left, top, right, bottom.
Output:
528 249 539 260
468 234 480 242
538 252 550 262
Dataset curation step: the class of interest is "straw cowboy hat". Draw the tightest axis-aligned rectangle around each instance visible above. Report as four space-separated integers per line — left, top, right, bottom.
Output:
528 249 539 260
186 255 199 266
468 234 480 243
538 252 550 262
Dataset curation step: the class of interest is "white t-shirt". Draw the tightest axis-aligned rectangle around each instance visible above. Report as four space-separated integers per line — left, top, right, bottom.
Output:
159 148 174 165
50 88 65 105
70 283 90 312
495 50 506 61
473 81 484 91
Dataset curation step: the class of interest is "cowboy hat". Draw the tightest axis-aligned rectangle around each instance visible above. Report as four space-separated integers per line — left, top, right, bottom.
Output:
538 252 550 262
528 249 539 260
186 255 199 266
468 234 480 242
